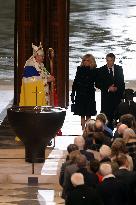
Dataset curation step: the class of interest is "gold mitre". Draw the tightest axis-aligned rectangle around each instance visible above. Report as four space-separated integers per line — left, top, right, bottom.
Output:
32 42 44 56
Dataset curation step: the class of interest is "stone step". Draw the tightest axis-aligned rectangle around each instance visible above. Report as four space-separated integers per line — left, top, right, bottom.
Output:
0 148 67 185
1 174 58 184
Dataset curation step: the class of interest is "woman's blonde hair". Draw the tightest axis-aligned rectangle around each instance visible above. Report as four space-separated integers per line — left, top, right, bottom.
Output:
80 54 97 68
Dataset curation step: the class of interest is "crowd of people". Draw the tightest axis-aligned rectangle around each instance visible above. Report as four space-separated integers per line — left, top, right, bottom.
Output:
59 52 136 204
59 113 136 205
19 44 136 204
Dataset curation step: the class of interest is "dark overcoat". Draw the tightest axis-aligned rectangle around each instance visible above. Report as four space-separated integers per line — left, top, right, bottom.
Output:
97 177 129 205
115 168 136 205
66 184 103 205
71 66 97 116
96 64 125 121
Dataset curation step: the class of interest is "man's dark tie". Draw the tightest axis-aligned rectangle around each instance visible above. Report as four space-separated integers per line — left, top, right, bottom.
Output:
109 68 113 77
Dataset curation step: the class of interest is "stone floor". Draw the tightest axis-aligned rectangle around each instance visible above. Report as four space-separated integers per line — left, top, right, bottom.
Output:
0 136 75 204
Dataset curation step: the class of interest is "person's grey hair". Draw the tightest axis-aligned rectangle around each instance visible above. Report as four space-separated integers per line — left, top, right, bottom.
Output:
71 173 84 186
84 119 95 134
99 145 111 159
99 163 112 176
74 136 85 149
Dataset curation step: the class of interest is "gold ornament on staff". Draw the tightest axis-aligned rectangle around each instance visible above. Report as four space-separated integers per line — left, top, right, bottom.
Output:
48 48 58 106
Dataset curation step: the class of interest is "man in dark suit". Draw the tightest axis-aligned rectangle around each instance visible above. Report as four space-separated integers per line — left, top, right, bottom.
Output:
114 153 136 205
66 173 103 205
63 154 98 200
97 163 129 205
96 53 125 129
115 89 136 120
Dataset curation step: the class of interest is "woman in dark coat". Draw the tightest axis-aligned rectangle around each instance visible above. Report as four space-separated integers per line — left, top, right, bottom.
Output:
71 54 97 130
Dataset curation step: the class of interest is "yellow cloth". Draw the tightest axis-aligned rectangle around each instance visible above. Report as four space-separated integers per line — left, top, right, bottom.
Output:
19 78 46 106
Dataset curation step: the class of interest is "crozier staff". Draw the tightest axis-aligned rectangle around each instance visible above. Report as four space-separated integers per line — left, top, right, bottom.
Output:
48 48 58 106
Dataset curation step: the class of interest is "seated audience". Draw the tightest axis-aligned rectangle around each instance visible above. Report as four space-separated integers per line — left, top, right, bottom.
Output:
111 138 133 171
82 119 95 139
63 154 98 199
85 131 111 151
74 136 94 161
65 173 103 205
94 120 111 145
96 113 113 138
66 144 79 160
89 159 103 183
115 89 136 121
60 150 82 198
120 113 136 131
114 153 136 205
84 120 111 150
59 144 79 186
99 144 111 163
123 128 136 170
113 123 128 139
77 155 99 188
62 154 86 199
97 163 129 205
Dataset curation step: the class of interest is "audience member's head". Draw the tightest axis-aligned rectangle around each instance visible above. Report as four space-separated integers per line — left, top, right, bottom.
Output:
71 173 84 187
96 113 108 125
99 145 111 159
95 120 104 132
93 132 105 145
83 119 95 138
123 128 136 143
89 159 100 173
66 144 79 161
123 89 134 102
116 122 122 130
67 144 79 153
74 136 85 150
117 123 128 137
111 138 127 156
99 163 112 177
69 150 81 163
114 153 129 168
76 154 87 168
120 114 136 130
